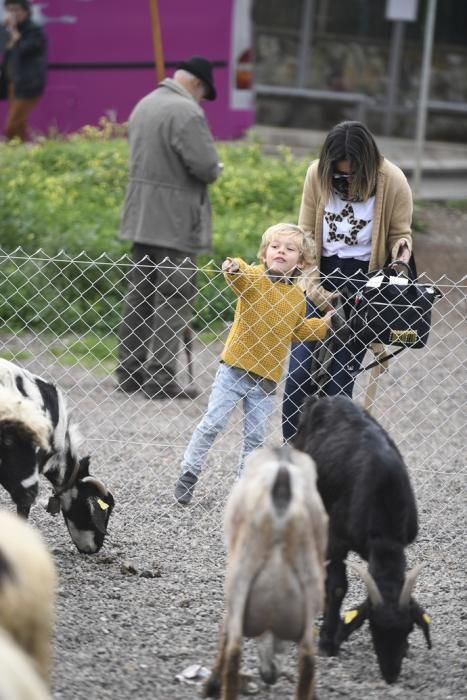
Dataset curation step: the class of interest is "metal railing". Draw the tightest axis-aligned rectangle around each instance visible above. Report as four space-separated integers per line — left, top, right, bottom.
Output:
254 83 375 122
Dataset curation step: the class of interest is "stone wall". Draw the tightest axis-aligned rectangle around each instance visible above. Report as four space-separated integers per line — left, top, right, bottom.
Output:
253 3 467 142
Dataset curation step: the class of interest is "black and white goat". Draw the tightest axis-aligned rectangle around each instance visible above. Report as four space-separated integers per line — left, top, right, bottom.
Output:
0 359 114 554
292 395 432 684
204 445 328 700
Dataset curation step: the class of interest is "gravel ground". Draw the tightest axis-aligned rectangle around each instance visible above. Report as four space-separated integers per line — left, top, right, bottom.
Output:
1 305 465 700
0 213 465 700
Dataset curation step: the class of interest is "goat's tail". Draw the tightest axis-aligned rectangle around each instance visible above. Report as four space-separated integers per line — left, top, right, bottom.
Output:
271 446 292 515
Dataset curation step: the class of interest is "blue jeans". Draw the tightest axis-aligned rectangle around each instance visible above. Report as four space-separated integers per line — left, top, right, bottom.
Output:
180 363 275 478
282 256 369 441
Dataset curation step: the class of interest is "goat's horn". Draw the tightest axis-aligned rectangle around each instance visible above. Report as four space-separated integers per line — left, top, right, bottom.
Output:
398 562 425 607
80 476 108 496
347 561 384 606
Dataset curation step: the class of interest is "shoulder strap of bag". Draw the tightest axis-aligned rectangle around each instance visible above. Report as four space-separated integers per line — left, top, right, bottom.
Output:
362 345 405 371
383 251 417 279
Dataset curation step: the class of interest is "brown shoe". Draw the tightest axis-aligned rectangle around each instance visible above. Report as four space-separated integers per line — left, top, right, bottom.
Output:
142 381 199 400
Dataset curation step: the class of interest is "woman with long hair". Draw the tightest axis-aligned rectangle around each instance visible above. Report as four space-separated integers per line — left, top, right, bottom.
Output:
282 120 413 440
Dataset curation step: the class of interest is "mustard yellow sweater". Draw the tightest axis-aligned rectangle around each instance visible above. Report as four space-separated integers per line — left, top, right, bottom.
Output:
221 259 329 383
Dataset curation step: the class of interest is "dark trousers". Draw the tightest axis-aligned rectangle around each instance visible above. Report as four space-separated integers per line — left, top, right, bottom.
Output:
5 82 40 142
282 256 369 441
117 244 197 387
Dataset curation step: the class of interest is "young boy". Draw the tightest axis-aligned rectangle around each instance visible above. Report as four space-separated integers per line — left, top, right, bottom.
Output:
174 223 334 504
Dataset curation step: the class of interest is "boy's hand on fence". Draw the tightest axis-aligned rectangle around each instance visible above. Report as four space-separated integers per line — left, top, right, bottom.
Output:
222 258 240 274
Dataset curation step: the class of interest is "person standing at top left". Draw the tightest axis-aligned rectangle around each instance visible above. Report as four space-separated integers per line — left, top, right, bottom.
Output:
0 0 47 141
116 56 221 400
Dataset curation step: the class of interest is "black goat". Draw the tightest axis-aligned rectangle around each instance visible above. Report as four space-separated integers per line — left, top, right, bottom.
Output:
0 359 114 554
292 395 432 684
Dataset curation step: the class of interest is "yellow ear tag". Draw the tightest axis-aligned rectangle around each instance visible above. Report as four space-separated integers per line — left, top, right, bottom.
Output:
422 613 431 625
343 609 358 625
96 498 109 511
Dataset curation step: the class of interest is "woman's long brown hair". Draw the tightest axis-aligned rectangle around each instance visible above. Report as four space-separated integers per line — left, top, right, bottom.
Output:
317 121 382 201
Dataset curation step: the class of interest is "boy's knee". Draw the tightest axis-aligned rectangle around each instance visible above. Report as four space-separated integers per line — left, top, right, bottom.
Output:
200 417 226 437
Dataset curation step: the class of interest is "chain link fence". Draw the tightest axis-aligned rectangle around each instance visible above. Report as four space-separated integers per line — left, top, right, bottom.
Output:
0 250 465 560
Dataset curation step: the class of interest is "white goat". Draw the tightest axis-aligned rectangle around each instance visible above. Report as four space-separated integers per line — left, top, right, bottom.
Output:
0 511 57 685
0 630 51 700
203 444 328 700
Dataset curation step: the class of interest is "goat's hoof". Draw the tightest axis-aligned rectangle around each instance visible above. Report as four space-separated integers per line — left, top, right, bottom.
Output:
318 641 338 657
201 677 220 698
259 663 278 685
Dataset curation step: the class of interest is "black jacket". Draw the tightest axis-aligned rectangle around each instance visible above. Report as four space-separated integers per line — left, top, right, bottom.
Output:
0 18 47 99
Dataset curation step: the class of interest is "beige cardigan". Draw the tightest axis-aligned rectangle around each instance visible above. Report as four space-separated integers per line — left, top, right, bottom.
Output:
298 158 413 310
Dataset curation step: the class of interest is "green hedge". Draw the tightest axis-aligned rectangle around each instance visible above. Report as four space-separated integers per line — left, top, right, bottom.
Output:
0 126 314 334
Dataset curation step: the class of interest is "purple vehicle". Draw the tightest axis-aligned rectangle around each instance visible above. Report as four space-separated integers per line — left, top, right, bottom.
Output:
0 0 254 139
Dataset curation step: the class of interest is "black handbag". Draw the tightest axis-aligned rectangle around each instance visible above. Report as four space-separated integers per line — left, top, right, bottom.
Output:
348 261 442 350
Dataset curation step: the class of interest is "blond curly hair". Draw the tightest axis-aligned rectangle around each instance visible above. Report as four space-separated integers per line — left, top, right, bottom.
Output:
257 223 314 268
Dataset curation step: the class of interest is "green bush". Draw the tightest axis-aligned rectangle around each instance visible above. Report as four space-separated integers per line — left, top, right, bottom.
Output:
0 128 314 335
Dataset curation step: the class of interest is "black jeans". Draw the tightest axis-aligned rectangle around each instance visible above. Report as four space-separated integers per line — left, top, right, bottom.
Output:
117 244 197 387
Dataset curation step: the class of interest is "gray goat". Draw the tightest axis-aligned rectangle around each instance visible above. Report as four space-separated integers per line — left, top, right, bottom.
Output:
203 444 328 700
0 510 56 685
0 629 51 700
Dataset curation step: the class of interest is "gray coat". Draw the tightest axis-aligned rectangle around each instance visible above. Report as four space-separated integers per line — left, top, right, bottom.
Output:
120 78 220 254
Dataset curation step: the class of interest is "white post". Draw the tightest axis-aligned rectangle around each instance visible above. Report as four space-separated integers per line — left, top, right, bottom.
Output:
412 0 437 198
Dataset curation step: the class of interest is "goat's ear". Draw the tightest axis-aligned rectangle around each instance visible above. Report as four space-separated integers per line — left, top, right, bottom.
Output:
411 601 432 649
90 493 113 534
337 601 368 644
98 491 115 510
90 502 108 535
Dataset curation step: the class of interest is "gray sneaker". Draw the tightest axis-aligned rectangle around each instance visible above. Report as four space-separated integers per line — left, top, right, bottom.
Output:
174 471 198 505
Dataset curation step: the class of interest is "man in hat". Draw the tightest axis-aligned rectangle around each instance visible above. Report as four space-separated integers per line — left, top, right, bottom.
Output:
116 56 221 399
0 0 47 140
